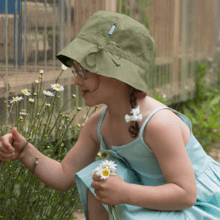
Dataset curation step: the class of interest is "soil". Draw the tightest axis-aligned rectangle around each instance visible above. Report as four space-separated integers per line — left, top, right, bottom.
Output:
72 210 86 220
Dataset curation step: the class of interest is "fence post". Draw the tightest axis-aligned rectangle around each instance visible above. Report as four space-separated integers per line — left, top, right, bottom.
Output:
180 0 189 101
172 0 181 99
213 0 220 85
105 0 116 11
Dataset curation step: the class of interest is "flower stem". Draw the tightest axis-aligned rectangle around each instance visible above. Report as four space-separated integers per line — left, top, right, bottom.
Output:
32 96 48 129
36 77 43 112
113 206 121 220
55 70 64 84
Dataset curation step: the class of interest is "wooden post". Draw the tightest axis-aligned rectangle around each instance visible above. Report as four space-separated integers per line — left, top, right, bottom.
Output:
73 0 105 37
172 0 181 98
105 0 116 11
213 0 220 84
180 0 189 101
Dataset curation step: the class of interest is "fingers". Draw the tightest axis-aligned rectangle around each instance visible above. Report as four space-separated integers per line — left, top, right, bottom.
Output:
11 127 20 141
0 135 14 152
0 140 14 162
0 150 15 162
91 181 103 190
92 173 102 181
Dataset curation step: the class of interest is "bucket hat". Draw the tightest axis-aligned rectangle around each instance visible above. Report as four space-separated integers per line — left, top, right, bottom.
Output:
56 10 156 94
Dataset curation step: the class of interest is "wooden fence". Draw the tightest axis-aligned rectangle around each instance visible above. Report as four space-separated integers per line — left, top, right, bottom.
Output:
0 0 220 128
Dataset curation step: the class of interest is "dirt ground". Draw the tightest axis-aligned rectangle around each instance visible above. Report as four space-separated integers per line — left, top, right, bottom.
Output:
72 210 86 220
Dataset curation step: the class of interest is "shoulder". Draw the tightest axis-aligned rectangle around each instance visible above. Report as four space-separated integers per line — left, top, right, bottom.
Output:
144 109 183 150
147 109 180 130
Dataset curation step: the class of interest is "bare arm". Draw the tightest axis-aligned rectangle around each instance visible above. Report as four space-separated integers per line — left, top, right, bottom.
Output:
1 109 101 192
124 110 197 210
19 143 68 191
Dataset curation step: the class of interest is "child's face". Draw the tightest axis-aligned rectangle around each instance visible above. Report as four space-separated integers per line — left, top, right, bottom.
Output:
72 60 128 107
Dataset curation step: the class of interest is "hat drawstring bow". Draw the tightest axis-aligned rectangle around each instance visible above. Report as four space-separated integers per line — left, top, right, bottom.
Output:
85 41 122 73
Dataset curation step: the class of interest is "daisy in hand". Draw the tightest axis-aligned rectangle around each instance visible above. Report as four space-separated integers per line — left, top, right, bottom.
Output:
91 160 122 220
92 160 117 180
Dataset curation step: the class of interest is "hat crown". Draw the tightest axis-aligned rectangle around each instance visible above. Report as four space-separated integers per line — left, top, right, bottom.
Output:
77 11 156 71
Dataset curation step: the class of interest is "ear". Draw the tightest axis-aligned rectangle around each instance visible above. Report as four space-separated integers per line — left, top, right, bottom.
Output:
137 92 146 98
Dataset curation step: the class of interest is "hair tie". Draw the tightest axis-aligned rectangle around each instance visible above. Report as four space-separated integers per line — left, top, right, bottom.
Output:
125 106 142 123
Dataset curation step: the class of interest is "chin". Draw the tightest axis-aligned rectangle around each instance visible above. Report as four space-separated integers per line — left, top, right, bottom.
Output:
85 103 95 107
85 100 99 107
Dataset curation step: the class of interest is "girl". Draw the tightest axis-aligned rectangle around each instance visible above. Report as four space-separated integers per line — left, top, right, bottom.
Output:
0 11 220 220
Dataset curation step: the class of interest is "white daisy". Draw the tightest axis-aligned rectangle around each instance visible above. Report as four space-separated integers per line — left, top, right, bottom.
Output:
10 96 24 103
29 98 34 103
100 160 117 171
39 70 44 75
61 64 68 71
51 83 64 92
96 167 116 180
35 80 40 84
43 90 54 97
97 168 111 180
22 89 31 96
91 166 102 175
91 160 117 179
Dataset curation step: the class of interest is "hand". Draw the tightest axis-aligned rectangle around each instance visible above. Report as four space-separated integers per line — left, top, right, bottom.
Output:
91 173 128 206
0 127 27 162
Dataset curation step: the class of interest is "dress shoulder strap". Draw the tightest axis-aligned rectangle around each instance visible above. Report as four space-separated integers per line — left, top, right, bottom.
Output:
139 106 192 138
97 106 108 143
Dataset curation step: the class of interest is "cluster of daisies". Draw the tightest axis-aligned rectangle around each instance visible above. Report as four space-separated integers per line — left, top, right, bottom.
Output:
8 67 68 117
10 70 65 106
91 160 117 180
9 66 68 105
10 83 64 104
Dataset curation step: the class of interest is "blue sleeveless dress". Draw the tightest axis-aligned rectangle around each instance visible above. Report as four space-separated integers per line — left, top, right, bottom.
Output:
74 106 220 220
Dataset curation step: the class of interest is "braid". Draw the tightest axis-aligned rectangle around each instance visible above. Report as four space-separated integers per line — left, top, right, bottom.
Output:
128 85 147 138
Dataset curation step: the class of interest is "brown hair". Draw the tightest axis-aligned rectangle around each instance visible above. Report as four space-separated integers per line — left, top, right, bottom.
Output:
127 85 147 138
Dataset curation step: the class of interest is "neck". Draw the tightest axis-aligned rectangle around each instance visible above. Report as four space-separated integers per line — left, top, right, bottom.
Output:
105 96 147 124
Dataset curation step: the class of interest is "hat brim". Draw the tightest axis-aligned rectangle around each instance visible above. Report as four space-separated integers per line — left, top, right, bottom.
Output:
57 37 148 94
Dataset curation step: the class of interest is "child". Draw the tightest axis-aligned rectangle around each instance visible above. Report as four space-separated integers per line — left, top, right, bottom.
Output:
0 11 220 220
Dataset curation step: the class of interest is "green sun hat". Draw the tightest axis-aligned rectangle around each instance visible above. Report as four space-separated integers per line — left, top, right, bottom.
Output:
56 10 156 95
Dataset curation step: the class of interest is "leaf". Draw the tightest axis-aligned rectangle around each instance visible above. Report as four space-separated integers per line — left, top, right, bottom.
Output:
20 174 26 180
0 193 7 199
15 179 22 184
191 117 198 125
210 95 220 107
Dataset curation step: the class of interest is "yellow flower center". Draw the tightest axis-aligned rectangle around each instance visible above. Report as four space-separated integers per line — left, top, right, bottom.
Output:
56 85 61 89
102 169 109 176
106 164 110 168
14 98 18 101
24 91 27 94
